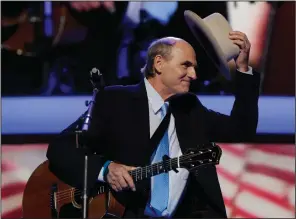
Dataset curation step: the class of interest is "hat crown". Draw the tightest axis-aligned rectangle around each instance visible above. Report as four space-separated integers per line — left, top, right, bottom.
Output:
203 13 239 61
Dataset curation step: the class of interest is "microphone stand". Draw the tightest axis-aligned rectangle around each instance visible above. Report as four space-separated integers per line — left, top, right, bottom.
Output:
76 67 105 219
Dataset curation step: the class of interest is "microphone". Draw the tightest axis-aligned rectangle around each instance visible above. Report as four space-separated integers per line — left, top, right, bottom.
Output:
90 67 105 90
83 67 105 130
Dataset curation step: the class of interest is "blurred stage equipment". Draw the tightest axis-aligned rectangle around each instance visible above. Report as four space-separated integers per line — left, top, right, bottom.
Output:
1 2 87 57
261 2 295 96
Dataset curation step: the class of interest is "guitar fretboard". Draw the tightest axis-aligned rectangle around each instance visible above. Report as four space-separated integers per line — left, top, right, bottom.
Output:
128 157 179 182
95 146 220 194
96 157 180 194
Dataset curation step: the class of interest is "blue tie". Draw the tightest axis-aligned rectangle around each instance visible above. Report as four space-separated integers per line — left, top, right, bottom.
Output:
150 103 169 213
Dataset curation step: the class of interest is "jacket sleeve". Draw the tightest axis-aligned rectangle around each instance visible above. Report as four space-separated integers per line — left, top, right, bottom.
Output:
46 90 109 190
205 70 261 142
192 72 260 218
192 165 228 218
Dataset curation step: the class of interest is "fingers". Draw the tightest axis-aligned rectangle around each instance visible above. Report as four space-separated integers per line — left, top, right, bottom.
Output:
231 39 251 52
229 33 245 41
232 39 251 51
229 30 245 36
107 173 125 192
229 31 250 43
231 40 245 49
111 181 122 192
106 163 136 192
122 171 136 191
229 31 251 51
122 165 136 191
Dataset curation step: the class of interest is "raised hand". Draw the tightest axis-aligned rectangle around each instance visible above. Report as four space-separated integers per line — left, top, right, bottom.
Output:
229 31 251 72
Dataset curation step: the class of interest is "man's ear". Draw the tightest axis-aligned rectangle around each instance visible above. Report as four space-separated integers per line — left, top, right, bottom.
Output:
153 55 164 74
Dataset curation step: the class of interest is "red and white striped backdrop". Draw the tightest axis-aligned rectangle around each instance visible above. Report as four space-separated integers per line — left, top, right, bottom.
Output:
216 144 295 218
1 144 295 218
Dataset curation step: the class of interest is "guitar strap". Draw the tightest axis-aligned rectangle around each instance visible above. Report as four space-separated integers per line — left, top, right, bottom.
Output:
136 105 172 205
149 105 172 156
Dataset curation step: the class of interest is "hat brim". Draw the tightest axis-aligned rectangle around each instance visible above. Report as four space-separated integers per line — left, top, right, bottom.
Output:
184 10 231 80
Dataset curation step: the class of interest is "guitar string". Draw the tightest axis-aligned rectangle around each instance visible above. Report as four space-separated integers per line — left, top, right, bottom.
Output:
54 156 216 202
53 149 216 200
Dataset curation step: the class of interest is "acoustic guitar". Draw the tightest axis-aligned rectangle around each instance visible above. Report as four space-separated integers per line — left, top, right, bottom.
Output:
22 144 222 218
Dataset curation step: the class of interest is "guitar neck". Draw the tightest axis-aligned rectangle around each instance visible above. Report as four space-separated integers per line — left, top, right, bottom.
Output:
98 145 221 193
128 157 180 182
97 158 179 194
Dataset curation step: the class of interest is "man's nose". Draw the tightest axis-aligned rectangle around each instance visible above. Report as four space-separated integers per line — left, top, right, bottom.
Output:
188 68 197 80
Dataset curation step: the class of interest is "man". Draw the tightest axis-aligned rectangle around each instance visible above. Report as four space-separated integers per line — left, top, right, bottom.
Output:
47 32 260 218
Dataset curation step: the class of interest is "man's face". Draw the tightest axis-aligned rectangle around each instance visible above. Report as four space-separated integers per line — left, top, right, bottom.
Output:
158 41 198 95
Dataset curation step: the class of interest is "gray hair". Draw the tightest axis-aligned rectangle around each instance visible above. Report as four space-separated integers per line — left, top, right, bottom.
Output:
141 37 180 78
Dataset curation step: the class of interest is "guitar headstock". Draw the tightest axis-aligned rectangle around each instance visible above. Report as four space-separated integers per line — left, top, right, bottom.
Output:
179 143 222 171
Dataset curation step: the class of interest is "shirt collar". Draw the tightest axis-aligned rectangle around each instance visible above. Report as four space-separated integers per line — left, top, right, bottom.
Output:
144 78 165 114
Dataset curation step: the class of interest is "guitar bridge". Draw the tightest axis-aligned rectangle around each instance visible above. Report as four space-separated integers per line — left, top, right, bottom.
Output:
50 183 58 217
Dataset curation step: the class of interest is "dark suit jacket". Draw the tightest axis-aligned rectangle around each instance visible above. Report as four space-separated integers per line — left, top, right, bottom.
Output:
46 71 260 218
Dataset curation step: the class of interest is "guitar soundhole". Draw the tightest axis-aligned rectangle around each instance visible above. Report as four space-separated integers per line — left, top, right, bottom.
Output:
49 184 81 218
73 189 83 205
59 189 96 218
212 152 216 158
59 188 84 218
50 186 84 218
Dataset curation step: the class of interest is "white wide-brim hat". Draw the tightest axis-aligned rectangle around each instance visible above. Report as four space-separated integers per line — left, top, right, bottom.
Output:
184 10 240 80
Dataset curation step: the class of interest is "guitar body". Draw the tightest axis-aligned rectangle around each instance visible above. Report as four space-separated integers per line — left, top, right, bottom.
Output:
22 160 125 218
